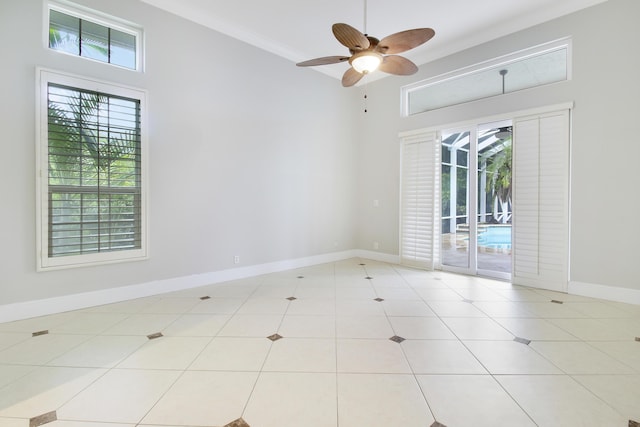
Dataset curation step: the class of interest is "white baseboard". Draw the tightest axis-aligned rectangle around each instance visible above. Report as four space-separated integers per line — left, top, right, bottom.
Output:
0 249 364 323
568 280 640 305
353 249 400 265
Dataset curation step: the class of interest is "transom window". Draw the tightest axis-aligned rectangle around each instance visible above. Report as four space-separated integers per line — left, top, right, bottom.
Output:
48 1 142 70
37 69 148 270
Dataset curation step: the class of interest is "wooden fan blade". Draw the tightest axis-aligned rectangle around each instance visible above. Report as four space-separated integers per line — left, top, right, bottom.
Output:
332 23 370 51
342 67 364 87
378 55 418 75
296 56 350 67
376 28 435 54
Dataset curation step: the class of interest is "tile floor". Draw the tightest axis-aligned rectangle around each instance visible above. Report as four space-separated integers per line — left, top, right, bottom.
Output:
0 258 639 427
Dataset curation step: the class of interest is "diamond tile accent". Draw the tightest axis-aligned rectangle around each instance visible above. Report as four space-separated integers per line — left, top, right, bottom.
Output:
635 337 640 342
550 299 564 304
389 335 406 343
629 420 640 427
365 276 373 280
224 418 251 427
297 276 304 279
431 422 447 427
462 299 474 304
514 336 532 345
200 296 211 300
286 297 297 301
359 263 366 266
374 298 384 302
30 411 57 427
32 330 49 337
267 333 283 341
147 332 163 340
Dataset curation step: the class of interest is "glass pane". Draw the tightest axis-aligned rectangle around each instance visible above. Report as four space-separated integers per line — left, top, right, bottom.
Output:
110 29 136 69
81 20 109 62
441 131 469 269
49 10 79 55
477 126 512 274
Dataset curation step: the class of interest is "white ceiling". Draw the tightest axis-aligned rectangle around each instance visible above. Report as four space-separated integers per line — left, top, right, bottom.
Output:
140 0 607 83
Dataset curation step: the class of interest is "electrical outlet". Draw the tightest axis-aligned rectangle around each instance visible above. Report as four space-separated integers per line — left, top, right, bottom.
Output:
234 255 240 264
373 241 379 250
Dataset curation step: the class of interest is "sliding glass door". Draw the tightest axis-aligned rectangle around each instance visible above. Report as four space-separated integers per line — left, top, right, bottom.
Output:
441 122 512 279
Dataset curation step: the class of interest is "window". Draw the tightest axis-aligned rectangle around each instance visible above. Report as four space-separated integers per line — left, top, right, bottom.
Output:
37 69 148 270
48 1 142 70
402 38 571 115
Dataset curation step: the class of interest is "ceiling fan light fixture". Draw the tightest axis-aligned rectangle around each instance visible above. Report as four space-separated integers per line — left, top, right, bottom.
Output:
350 51 382 74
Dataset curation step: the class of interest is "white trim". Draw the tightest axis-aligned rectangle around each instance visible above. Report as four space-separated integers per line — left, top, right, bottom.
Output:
569 281 640 305
0 250 361 323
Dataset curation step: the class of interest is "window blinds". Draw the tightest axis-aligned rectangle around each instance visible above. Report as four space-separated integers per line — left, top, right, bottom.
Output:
400 131 440 269
47 83 142 258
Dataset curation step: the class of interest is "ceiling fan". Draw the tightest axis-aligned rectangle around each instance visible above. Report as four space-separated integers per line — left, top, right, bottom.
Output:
296 22 435 87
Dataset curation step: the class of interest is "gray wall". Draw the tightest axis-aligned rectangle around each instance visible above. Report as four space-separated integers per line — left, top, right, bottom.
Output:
0 0 359 306
357 0 640 293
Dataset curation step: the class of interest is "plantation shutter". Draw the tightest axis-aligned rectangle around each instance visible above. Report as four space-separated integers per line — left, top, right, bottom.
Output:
512 109 570 291
400 131 440 269
47 83 142 258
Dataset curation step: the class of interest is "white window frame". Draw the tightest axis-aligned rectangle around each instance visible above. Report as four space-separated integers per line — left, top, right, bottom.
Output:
401 38 572 116
36 68 149 271
45 0 144 72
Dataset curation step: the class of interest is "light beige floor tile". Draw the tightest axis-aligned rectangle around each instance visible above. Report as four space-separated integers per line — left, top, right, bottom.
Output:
49 422 134 427
0 334 92 365
588 341 640 371
335 287 376 299
414 288 464 301
0 332 31 351
426 301 487 317
0 418 26 427
217 314 283 337
102 314 180 336
285 299 336 316
563 302 638 318
336 316 394 339
188 298 245 314
573 374 640 421
57 369 181 424
141 371 258 426
518 302 588 318
442 317 514 340
465 340 563 374
337 373 434 427
417 375 536 427
243 372 337 427
496 375 627 426
493 289 552 302
388 317 456 340
47 335 146 368
236 298 291 315
85 297 160 314
50 313 128 334
337 339 411 373
251 285 298 298
373 288 421 301
472 301 537 317
117 336 210 370
263 338 336 372
188 337 271 371
293 287 336 299
530 341 636 374
547 318 634 341
380 300 435 316
161 313 230 336
402 340 487 374
279 315 335 338
335 300 386 316
0 365 38 389
0 313 78 333
139 297 202 314
494 317 579 341
0 367 106 418
454 287 508 302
